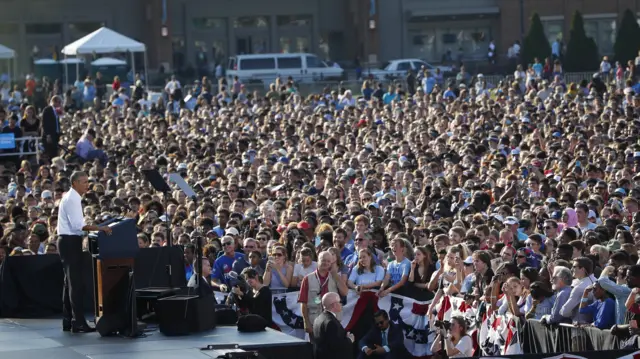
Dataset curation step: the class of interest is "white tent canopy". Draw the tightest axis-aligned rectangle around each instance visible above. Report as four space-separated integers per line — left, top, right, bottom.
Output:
61 27 147 89
0 44 16 84
0 44 15 59
61 27 145 55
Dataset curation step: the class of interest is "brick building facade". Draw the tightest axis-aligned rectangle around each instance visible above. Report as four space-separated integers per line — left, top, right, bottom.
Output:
1 0 639 75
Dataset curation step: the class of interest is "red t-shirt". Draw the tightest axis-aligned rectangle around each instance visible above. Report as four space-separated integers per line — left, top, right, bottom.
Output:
297 270 329 303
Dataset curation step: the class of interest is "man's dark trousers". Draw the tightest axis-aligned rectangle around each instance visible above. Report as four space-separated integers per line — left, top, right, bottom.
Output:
58 235 87 324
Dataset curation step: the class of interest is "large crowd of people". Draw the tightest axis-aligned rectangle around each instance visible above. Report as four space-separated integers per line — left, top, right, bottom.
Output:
1 56 640 357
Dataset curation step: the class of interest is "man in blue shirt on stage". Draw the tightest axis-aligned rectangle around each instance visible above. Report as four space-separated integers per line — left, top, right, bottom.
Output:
212 235 244 292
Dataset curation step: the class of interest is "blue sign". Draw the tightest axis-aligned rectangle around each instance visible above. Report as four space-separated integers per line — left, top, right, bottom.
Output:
0 133 15 150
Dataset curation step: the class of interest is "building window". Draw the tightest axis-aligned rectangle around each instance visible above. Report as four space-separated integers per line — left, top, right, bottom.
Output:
279 37 309 53
192 17 226 30
444 28 489 61
68 22 103 34
318 35 330 60
68 22 103 41
212 40 226 65
233 16 269 28
541 20 563 45
277 15 312 27
26 23 62 35
584 18 616 55
410 31 436 61
0 24 18 36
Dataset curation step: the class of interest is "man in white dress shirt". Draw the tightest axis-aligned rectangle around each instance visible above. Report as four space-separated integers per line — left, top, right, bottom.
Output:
57 171 112 333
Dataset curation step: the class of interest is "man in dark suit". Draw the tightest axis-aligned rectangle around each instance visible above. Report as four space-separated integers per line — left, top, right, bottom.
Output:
313 292 354 359
187 257 216 300
358 310 408 359
42 95 62 160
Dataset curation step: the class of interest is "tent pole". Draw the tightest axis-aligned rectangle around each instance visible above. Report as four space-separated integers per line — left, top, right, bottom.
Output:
64 53 68 90
75 56 79 83
131 51 135 87
143 50 149 91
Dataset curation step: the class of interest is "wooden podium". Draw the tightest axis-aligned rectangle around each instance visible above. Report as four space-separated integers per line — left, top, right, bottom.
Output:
88 217 140 336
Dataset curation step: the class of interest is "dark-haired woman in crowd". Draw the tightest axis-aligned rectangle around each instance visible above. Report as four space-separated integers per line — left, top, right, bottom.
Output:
407 246 435 301
525 281 555 319
233 268 273 327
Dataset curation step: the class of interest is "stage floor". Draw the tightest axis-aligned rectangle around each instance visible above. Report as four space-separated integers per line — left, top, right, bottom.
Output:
0 317 309 359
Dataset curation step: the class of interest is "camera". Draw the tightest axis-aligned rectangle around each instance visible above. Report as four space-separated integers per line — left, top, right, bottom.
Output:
434 320 451 330
228 271 249 293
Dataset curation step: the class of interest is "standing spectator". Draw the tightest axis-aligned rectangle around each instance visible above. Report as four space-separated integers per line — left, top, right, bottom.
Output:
348 248 385 293
545 266 573 324
263 245 293 293
212 235 244 292
94 72 106 103
112 76 121 92
292 247 318 288
579 282 615 329
378 238 411 297
298 251 348 340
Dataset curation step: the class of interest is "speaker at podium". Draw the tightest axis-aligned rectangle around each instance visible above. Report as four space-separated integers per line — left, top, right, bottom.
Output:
88 217 142 337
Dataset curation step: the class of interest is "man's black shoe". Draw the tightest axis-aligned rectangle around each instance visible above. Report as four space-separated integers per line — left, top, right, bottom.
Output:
71 323 96 333
62 319 72 332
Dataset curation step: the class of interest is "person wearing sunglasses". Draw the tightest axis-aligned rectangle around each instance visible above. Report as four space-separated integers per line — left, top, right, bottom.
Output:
211 235 244 292
359 310 408 358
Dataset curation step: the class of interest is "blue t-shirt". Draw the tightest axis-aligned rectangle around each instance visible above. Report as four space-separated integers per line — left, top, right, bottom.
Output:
212 252 244 285
422 77 436 94
443 90 456 100
382 92 397 104
348 265 385 286
532 63 543 76
387 258 411 286
340 246 353 262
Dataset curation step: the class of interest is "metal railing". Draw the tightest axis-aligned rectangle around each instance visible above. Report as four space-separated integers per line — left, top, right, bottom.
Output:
522 319 638 354
0 136 41 157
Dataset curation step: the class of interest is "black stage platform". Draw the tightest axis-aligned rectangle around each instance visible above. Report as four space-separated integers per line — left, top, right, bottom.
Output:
0 317 311 359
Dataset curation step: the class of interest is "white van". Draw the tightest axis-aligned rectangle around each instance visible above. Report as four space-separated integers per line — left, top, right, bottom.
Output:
226 53 343 86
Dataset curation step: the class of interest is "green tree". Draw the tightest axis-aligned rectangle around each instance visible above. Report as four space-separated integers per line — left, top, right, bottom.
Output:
522 13 551 66
564 10 600 71
614 9 640 64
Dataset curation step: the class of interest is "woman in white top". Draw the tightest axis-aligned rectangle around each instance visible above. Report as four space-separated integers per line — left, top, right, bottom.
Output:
430 316 474 358
347 248 385 294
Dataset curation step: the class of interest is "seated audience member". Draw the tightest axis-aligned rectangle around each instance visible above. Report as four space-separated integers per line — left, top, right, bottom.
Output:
359 310 409 359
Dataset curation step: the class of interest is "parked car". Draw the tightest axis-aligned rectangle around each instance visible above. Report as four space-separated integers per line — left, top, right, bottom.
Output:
226 53 344 86
366 58 452 81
